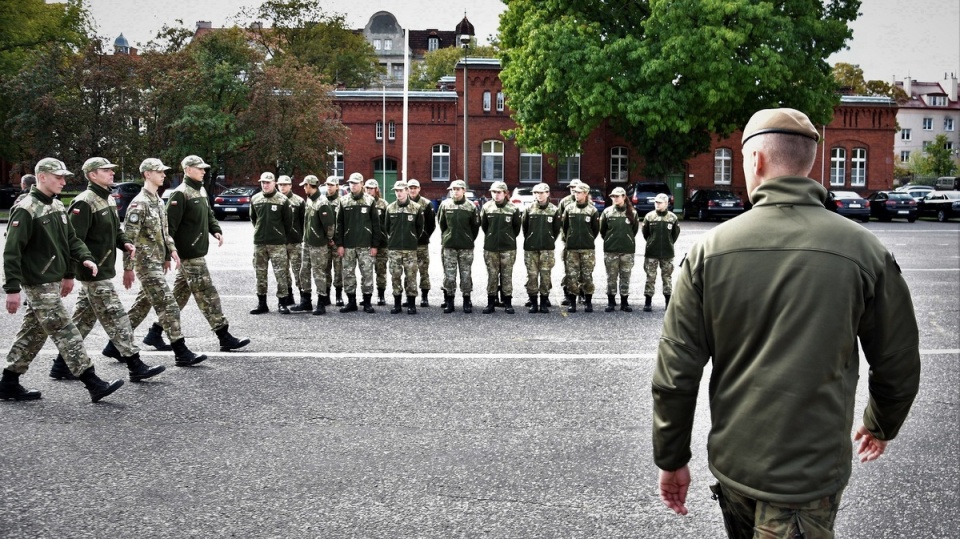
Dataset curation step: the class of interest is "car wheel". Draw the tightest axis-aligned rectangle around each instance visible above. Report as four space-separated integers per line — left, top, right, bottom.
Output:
907 216 917 223
859 216 870 223
937 210 948 222
698 209 708 222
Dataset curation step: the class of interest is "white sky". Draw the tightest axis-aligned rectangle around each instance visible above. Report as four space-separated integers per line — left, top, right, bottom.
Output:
78 0 959 84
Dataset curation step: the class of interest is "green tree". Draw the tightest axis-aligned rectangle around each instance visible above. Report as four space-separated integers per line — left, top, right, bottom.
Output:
912 134 959 177
409 40 498 90
499 0 862 177
832 62 908 102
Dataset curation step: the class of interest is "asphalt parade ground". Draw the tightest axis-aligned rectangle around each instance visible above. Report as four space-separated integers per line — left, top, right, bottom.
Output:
1 218 958 538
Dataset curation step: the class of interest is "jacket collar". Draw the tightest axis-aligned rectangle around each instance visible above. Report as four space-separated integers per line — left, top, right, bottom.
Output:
751 176 827 208
184 177 203 190
88 182 111 199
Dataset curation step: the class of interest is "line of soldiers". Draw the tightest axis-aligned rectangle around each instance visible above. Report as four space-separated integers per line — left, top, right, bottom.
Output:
2 156 249 403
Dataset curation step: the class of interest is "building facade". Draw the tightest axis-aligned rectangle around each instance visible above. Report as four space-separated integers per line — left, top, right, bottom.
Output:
893 75 960 175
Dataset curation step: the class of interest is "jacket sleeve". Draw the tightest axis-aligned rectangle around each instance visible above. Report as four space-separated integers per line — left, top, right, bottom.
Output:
166 191 185 241
66 214 95 266
511 208 522 237
335 200 345 247
282 200 293 237
370 202 383 247
599 212 609 239
2 207 32 293
641 216 651 240
250 198 259 226
415 208 425 239
480 205 490 234
207 200 222 236
422 203 436 237
671 217 681 243
589 212 601 239
550 209 561 240
66 200 93 279
122 206 143 271
438 203 448 234
470 207 481 240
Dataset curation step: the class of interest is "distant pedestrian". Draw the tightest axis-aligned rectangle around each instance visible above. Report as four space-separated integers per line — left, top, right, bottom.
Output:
599 186 639 312
521 183 560 313
249 172 293 315
641 193 680 312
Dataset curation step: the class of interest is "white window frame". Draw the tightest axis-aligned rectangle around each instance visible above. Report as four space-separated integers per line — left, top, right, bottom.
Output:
374 39 382 51
922 117 933 130
946 142 955 152
428 37 439 52
328 150 344 179
481 140 504 183
519 150 542 184
496 91 505 111
558 154 580 184
901 129 912 141
388 120 396 141
482 91 491 111
930 96 947 106
714 148 732 185
610 146 628 183
851 147 867 187
384 39 392 51
900 151 910 162
432 144 450 181
945 117 956 131
375 120 383 141
830 147 846 186
392 64 404 80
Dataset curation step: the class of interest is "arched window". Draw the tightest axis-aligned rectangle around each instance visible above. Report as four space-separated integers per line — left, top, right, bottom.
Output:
830 148 846 186
482 91 491 111
481 140 504 182
432 144 450 181
851 148 867 186
610 147 628 182
714 148 732 184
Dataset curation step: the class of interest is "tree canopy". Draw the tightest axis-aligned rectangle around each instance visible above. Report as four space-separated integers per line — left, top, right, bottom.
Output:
832 62 908 102
499 0 862 177
409 39 498 91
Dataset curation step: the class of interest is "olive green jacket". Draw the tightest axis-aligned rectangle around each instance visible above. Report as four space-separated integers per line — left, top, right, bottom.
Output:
251 190 292 246
438 197 480 250
600 204 640 254
166 178 221 260
521 202 561 251
480 200 521 252
641 210 680 259
385 199 424 251
67 182 131 281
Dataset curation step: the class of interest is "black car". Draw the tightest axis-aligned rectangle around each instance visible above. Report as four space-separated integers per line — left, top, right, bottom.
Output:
683 189 745 221
916 191 960 222
110 182 142 220
213 186 260 221
866 191 917 222
826 190 870 223
0 185 20 210
589 188 607 212
627 181 673 212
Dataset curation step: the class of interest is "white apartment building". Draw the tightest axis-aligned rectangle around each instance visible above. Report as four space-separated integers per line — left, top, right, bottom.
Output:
894 75 960 173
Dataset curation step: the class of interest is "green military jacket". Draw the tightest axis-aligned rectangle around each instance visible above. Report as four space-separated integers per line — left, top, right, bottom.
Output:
600 204 640 254
480 199 521 252
438 197 480 250
335 192 382 249
166 178 222 260
641 210 680 259
303 191 336 248
3 188 94 293
561 202 600 250
67 182 130 281
285 191 305 245
372 197 388 248
409 194 436 245
123 189 176 271
522 201 561 251
385 199 424 251
251 190 292 246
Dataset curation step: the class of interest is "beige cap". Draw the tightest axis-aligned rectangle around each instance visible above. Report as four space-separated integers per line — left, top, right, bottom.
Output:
610 187 626 197
654 193 669 203
300 175 320 187
259 172 276 182
448 180 467 190
277 175 292 185
568 179 582 189
574 184 590 193
407 179 420 188
532 183 550 193
347 172 364 184
139 158 170 173
325 176 340 186
742 108 820 144
36 158 74 176
181 155 210 169
82 157 117 174
393 180 408 190
364 179 380 189
489 181 508 192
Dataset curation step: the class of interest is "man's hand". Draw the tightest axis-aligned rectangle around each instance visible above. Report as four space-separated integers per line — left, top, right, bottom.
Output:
659 465 691 516
123 269 136 289
61 278 75 297
164 251 181 273
6 292 21 314
214 232 223 247
83 260 98 277
337 246 344 258
854 425 888 463
124 242 136 258
370 247 378 257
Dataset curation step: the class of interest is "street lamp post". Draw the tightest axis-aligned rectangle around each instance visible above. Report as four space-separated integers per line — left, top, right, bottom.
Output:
460 36 470 189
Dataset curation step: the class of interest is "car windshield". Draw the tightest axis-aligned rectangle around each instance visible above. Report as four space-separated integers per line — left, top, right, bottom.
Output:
710 191 737 199
832 191 861 199
943 192 960 200
888 193 913 200
590 189 602 198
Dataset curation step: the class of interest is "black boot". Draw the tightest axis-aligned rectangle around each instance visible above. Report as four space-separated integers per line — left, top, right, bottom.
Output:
664 294 671 309
1 369 42 400
340 293 358 313
503 295 515 314
289 292 313 312
620 295 633 312
143 322 172 351
335 287 344 307
566 293 577 313
604 294 617 312
583 294 594 313
539 295 550 314
102 340 124 361
277 298 290 315
362 293 376 313
124 353 165 382
406 295 417 315
420 289 430 307
377 288 386 306
79 366 124 403
280 286 294 307
482 294 497 314
643 295 653 312
323 287 331 306
390 296 403 314
171 338 207 367
50 354 78 380
442 293 455 314
528 294 539 314
216 325 250 351
250 294 269 315
313 294 326 315
561 286 570 306
462 295 473 314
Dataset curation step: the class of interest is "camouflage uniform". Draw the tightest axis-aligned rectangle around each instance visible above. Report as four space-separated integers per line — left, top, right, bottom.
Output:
480 198 521 298
250 190 292 300
335 191 382 296
561 200 600 296
301 189 336 301
385 197 424 299
324 188 344 298
408 192 436 298
284 190 305 293
641 209 680 297
521 201 560 297
438 195 480 297
711 483 842 539
600 204 640 296
372 196 389 296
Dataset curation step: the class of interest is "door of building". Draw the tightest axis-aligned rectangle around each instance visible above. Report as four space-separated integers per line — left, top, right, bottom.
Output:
667 173 684 212
374 159 398 203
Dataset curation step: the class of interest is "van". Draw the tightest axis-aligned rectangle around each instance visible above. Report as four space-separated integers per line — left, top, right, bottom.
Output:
935 176 960 190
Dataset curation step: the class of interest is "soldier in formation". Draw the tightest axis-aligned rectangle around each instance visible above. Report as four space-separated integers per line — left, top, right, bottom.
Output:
599 186 640 312
336 173 382 313
479 181 521 314
277 174 304 309
406 179 435 307
521 183 560 314
561 183 600 312
324 176 345 307
437 180 480 313
249 172 292 315
364 179 389 306
291 175 337 315
641 192 680 312
384 181 424 314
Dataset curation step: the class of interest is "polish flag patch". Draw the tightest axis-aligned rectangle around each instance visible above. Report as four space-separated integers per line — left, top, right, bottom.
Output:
72 208 81 214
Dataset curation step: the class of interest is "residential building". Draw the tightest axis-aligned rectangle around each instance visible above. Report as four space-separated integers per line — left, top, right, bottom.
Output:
893 75 960 175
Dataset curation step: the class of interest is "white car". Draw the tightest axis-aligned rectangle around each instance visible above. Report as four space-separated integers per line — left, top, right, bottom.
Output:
896 184 934 200
510 187 535 210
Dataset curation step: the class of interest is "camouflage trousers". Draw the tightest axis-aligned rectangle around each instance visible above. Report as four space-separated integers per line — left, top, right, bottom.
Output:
341 247 375 294
375 249 388 290
324 245 343 288
604 253 635 296
560 246 569 289
524 250 556 296
72 279 139 357
285 242 303 291
441 247 474 295
254 244 290 298
711 483 843 539
172 257 228 332
300 244 331 296
5 282 92 376
564 249 596 295
644 257 675 297
416 244 431 291
127 262 184 341
389 249 419 297
484 250 517 296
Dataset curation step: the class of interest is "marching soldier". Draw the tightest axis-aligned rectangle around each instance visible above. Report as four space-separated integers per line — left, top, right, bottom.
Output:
384 181 424 314
277 174 304 308
480 181 521 314
561 183 600 312
641 193 680 312
599 186 640 312
290 175 336 315
336 173 382 313
437 180 480 313
521 183 561 313
249 172 293 315
406 179 436 307
13 174 36 207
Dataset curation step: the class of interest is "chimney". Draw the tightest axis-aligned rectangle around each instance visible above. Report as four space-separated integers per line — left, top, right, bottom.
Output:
196 21 212 30
946 73 958 102
904 76 912 96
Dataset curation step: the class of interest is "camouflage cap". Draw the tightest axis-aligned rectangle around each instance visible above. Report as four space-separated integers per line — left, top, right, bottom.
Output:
573 183 590 193
489 181 508 192
81 157 118 174
742 108 820 144
448 180 467 190
300 175 320 187
347 172 364 184
181 155 210 169
325 175 340 186
654 193 669 203
610 186 627 197
364 179 379 189
407 179 420 188
393 180 408 190
277 175 292 185
259 172 276 182
35 158 73 177
139 158 171 173
568 179 583 189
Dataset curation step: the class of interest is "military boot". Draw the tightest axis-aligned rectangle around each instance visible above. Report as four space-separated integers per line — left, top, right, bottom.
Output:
604 294 617 313
620 295 633 312
503 296 515 314
583 294 594 313
377 288 386 306
643 295 653 312
277 298 291 315
362 293 376 313
313 294 326 315
406 296 417 315
323 287 332 306
442 293 455 314
289 293 313 312
50 354 78 380
539 295 550 314
482 294 497 314
566 293 577 313
1 369 42 401
123 353 165 382
143 322 173 351
216 325 250 351
420 289 430 307
79 366 124 403
561 286 570 306
171 338 207 367
340 293 358 313
335 287 344 307
102 340 124 361
462 295 473 314
281 287 295 307
250 294 269 315
664 294 671 309
390 296 404 314
528 294 539 314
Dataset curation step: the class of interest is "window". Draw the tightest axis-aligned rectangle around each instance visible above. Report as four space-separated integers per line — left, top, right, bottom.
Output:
328 150 344 179
946 118 956 131
930 95 947 106
432 144 450 181
384 39 392 51
922 140 931 149
714 148 732 185
375 120 383 141
851 148 867 187
388 120 396 140
830 147 846 186
922 117 933 130
392 65 404 79
374 39 382 50
481 140 504 182
557 154 580 184
946 142 955 151
428 37 439 52
901 129 911 141
610 146 628 182
900 151 911 162
496 91 505 111
519 150 542 183
482 91 491 111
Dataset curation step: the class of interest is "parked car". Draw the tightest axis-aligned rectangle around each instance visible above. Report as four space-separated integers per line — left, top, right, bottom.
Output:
589 188 607 212
866 191 917 222
510 187 535 210
110 181 142 220
627 181 673 213
916 190 960 222
683 189 746 221
213 186 260 221
825 190 871 223
896 184 935 200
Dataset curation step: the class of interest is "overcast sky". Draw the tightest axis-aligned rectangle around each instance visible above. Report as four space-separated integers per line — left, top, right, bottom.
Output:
82 0 959 84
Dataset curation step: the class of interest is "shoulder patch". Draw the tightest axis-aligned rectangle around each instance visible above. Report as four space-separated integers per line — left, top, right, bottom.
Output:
72 208 81 214
128 213 140 223
10 220 19 227
170 200 178 206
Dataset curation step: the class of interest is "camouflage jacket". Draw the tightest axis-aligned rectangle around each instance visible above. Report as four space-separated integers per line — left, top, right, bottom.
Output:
3 187 94 293
438 197 480 250
67 182 130 281
561 202 600 250
166 178 221 260
251 190 292 246
641 210 680 259
385 199 424 251
303 191 336 247
123 189 176 272
335 192 382 249
521 202 560 251
600 204 640 254
409 195 436 245
480 200 521 252
285 191 305 244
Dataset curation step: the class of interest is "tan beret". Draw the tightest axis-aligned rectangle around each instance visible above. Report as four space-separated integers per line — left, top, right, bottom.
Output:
742 108 820 144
